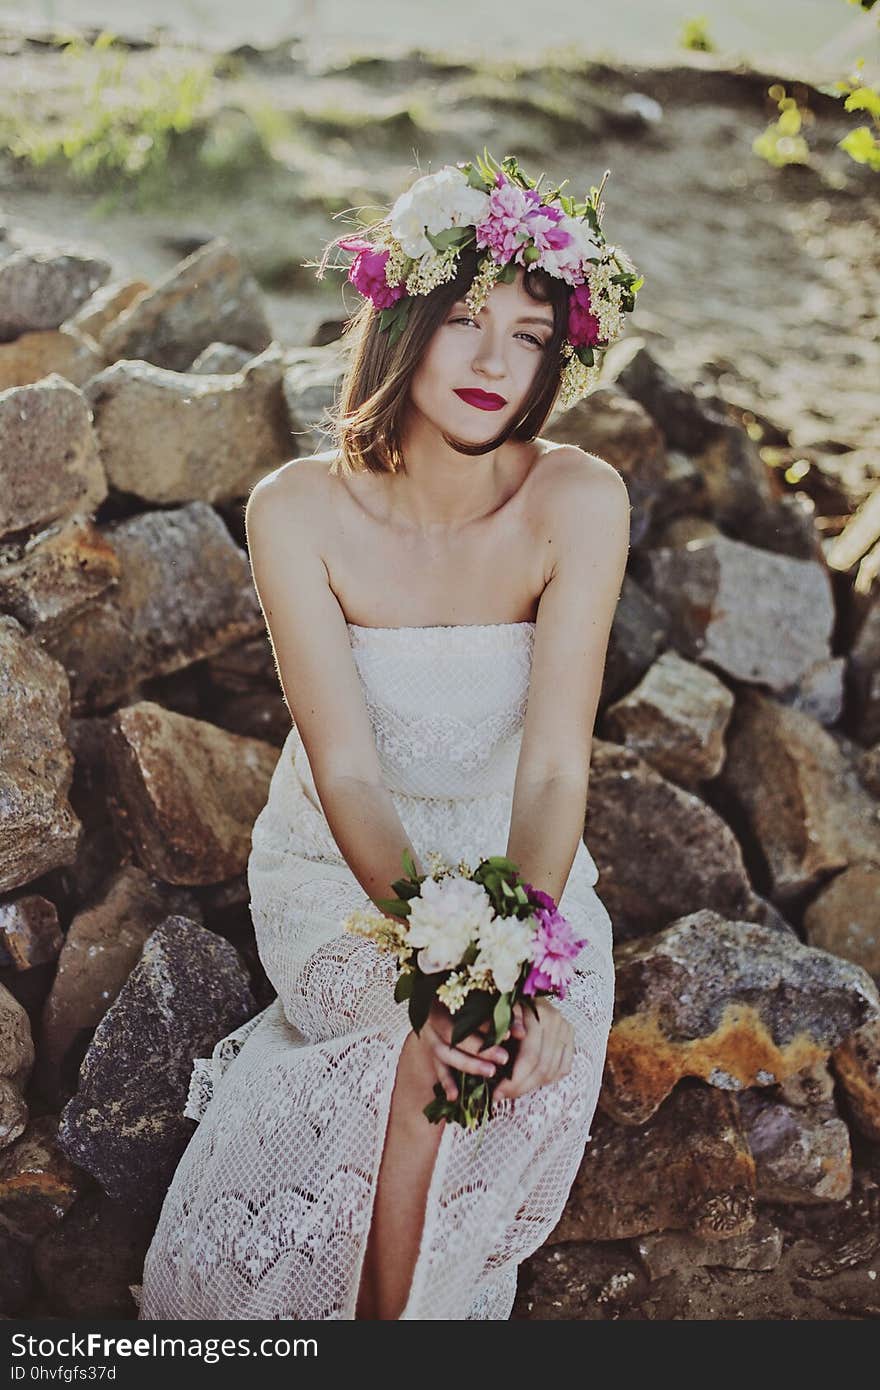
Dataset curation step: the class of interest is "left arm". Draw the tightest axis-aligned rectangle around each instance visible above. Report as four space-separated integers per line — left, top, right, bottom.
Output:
494 451 630 1102
505 451 631 902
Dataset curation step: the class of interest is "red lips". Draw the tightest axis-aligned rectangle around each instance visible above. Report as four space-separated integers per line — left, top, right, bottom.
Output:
453 388 508 411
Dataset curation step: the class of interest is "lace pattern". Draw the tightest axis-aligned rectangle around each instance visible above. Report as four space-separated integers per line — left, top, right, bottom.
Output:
138 623 615 1321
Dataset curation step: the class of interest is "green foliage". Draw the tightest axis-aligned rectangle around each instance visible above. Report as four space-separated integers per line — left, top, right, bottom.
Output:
829 57 880 171
3 30 216 205
679 17 716 53
752 84 811 168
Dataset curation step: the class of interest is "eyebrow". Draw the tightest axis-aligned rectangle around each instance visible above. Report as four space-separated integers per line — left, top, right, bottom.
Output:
452 302 554 327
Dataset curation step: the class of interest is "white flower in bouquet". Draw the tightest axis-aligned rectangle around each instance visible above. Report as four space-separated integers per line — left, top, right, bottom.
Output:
406 873 496 974
473 914 537 994
390 166 491 259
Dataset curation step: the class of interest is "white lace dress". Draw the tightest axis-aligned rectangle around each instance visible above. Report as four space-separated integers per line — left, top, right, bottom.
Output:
137 621 616 1321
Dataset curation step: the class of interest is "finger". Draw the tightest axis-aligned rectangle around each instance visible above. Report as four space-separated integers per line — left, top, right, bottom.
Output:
458 1032 509 1065
509 1018 550 1098
496 1024 542 1100
434 1059 458 1102
435 1041 499 1080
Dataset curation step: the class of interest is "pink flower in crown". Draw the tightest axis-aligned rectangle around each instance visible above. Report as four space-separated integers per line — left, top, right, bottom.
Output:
474 172 546 266
566 281 603 348
475 172 588 285
520 886 587 1001
337 236 406 311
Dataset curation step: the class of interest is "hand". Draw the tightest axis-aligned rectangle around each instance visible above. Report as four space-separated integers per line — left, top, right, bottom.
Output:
491 998 574 1103
409 999 521 1103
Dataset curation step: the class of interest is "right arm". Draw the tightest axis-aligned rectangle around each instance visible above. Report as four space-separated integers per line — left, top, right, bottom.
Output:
245 464 511 1088
245 462 421 917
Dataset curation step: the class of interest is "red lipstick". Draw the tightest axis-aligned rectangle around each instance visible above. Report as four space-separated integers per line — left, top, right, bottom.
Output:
454 388 507 411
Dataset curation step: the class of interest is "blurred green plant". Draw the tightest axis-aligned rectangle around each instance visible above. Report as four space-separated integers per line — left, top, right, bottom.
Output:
679 17 716 53
2 29 218 207
752 84 812 167
752 1 879 175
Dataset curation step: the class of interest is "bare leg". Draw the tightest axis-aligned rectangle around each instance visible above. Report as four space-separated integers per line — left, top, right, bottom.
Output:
355 1035 446 1320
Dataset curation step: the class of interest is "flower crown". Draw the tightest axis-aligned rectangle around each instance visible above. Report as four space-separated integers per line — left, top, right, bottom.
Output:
316 149 643 410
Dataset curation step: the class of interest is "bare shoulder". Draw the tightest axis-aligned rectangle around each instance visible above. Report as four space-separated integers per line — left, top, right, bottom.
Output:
245 452 339 541
533 442 630 581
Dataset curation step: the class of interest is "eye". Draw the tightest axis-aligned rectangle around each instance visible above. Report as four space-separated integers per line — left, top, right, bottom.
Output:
449 317 547 348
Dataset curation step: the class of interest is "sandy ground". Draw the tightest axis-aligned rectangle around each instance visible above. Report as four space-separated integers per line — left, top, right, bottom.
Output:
1 29 877 464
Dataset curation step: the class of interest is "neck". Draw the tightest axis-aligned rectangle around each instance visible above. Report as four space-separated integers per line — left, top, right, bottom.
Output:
387 406 522 535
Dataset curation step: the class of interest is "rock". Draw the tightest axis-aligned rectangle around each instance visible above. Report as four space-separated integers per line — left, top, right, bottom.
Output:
601 575 669 706
850 596 880 745
609 343 729 455
545 384 667 545
0 248 112 340
738 1088 852 1204
635 1215 784 1277
57 917 255 1212
189 341 253 373
777 1058 836 1109
104 702 278 884
639 533 835 692
777 655 846 727
282 347 346 458
62 278 150 341
602 910 880 1124
0 1114 84 1238
0 982 34 1149
515 1241 648 1320
0 514 120 640
0 376 107 540
83 344 293 504
32 1190 156 1318
804 865 880 983
584 739 758 938
38 865 201 1097
0 896 63 971
690 420 778 530
856 741 880 799
549 1083 756 1242
0 327 106 390
0 1226 34 1315
203 634 277 692
601 649 734 787
0 617 81 893
720 690 880 901
96 237 272 372
832 1018 880 1142
40 501 263 714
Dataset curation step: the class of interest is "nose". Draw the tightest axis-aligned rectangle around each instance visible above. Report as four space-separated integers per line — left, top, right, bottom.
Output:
470 326 507 382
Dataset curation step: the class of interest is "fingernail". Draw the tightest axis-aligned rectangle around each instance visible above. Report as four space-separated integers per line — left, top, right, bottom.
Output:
484 1064 495 1076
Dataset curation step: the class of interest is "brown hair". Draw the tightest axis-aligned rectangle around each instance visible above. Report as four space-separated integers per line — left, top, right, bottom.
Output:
323 247 570 476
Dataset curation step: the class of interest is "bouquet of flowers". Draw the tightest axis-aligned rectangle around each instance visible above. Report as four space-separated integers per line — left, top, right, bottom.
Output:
343 848 587 1137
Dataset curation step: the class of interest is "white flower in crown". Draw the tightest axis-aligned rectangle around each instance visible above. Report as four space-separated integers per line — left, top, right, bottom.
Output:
473 914 537 995
390 166 491 260
406 872 496 974
559 213 604 269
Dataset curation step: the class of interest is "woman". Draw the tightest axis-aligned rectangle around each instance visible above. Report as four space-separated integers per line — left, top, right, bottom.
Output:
138 154 636 1322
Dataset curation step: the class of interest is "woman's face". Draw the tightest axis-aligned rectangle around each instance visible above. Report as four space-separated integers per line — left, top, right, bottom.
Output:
406 267 556 442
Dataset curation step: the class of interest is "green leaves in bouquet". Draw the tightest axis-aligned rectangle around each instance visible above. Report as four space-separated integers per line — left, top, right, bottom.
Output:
426 224 474 253
448 989 496 1047
394 969 415 1004
408 964 449 1035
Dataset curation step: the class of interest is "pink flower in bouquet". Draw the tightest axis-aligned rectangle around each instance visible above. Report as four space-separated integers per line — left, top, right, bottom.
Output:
337 236 406 311
566 281 603 349
521 886 587 1000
